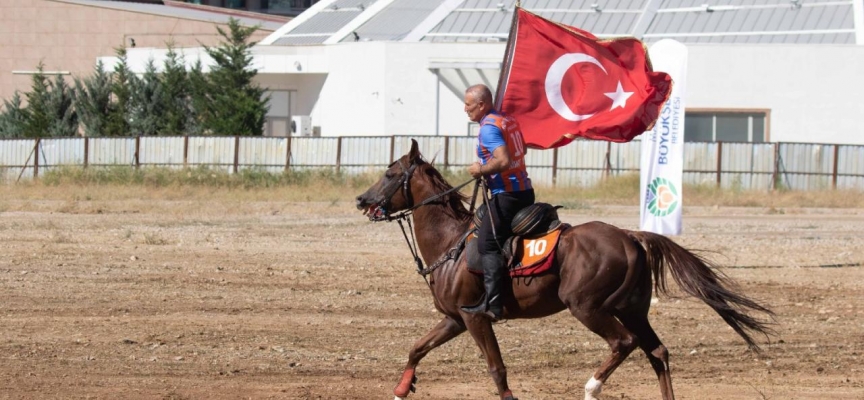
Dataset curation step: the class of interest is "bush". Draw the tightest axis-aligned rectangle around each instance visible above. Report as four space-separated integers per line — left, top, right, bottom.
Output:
0 93 27 138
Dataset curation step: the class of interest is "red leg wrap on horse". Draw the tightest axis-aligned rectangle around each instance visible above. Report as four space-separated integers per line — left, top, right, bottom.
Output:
393 368 416 397
502 389 515 400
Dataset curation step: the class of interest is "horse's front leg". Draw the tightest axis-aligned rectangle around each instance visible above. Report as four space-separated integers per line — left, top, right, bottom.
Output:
394 316 466 399
463 314 517 400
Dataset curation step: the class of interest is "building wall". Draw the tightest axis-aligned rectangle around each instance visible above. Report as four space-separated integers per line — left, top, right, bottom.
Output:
312 43 388 136
383 42 506 137
687 45 864 145
0 0 273 104
279 41 864 145
299 41 504 137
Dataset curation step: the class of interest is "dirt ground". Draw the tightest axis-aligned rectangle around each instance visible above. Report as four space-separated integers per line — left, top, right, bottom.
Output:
1 197 863 400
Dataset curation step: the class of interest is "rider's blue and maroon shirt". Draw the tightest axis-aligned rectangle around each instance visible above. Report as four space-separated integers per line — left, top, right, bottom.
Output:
477 110 532 195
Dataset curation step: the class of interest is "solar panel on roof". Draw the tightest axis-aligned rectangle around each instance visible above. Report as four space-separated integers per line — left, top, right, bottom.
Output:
340 0 446 42
267 0 858 45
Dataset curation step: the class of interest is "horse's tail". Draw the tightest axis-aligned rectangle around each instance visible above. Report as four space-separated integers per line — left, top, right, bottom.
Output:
628 230 775 351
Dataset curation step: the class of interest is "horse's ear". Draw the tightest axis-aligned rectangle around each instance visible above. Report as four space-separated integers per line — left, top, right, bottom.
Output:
408 139 420 163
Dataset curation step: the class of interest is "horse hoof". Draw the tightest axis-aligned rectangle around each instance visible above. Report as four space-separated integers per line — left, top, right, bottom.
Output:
394 397 405 400
584 376 602 400
394 369 417 398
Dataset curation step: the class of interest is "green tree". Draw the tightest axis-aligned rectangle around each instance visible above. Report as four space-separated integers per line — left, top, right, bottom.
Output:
187 60 208 135
196 18 269 136
23 62 53 138
160 44 191 135
107 47 134 136
129 59 165 136
0 93 27 138
46 74 79 137
75 60 114 137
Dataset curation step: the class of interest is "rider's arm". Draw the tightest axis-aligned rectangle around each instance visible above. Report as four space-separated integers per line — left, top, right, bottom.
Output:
469 124 511 178
481 146 511 175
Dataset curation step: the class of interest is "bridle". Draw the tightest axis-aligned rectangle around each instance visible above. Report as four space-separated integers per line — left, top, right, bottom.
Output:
370 158 478 282
372 159 475 223
371 159 419 222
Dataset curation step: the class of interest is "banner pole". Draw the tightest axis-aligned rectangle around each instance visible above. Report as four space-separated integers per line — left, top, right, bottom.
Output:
494 4 519 109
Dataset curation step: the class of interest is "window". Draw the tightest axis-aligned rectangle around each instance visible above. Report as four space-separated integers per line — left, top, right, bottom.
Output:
265 0 317 12
684 110 768 142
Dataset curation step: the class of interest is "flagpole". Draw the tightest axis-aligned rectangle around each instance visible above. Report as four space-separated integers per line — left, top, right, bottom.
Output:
494 3 519 109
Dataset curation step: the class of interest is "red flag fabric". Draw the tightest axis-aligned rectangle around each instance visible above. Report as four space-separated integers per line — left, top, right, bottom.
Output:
497 9 672 149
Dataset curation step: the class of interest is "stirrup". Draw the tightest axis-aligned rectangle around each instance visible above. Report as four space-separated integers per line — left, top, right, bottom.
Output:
462 308 502 322
460 295 502 321
482 309 503 322
460 293 487 314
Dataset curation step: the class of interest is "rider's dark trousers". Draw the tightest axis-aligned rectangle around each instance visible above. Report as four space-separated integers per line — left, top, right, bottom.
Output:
477 189 535 255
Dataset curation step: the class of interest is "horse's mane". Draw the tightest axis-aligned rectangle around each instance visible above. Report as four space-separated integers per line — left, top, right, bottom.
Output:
417 159 473 221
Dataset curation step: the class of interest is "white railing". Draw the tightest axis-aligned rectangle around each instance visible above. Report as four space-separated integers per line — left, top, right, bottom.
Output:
2 136 863 190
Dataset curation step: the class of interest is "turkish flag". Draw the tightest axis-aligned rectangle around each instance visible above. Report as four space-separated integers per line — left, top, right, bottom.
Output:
497 9 672 149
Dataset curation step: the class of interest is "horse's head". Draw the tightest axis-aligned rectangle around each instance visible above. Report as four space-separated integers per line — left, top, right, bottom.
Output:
356 139 424 221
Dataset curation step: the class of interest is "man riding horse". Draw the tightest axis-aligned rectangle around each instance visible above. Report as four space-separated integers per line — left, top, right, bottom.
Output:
462 84 534 321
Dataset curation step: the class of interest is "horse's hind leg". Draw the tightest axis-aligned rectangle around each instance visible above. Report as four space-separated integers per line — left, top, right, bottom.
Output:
619 314 675 400
394 316 466 399
569 308 639 400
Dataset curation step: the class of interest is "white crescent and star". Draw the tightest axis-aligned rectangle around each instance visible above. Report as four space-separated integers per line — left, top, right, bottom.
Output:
544 53 634 121
604 81 633 110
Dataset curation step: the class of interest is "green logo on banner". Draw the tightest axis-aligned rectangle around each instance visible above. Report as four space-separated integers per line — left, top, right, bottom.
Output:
646 177 679 217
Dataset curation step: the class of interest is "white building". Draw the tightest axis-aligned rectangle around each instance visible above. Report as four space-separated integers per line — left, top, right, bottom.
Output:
110 0 864 145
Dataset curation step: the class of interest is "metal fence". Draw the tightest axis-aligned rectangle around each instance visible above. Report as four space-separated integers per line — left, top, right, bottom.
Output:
2 136 863 190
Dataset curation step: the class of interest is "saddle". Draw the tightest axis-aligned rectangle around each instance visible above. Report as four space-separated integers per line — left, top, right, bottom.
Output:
465 203 568 277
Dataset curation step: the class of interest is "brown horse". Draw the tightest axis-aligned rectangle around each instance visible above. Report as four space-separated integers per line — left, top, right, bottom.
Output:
355 140 773 400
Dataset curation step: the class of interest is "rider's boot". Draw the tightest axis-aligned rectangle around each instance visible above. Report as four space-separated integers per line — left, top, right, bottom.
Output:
461 253 505 321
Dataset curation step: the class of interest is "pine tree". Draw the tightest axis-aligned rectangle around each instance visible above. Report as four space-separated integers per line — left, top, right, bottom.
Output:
129 59 165 136
186 60 207 135
46 74 79 137
0 93 28 138
24 62 53 138
75 60 114 137
160 44 191 135
198 18 269 136
107 47 134 136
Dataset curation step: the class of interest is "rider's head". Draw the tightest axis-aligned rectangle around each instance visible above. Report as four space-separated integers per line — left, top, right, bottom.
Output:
463 84 494 123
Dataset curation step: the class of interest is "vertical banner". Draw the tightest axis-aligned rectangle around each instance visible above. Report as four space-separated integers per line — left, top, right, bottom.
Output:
640 39 687 235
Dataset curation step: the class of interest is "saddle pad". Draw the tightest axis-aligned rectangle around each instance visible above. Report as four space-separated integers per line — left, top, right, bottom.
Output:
510 228 563 277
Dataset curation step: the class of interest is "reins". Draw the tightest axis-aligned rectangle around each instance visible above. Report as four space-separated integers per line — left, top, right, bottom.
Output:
391 177 477 284
383 176 476 222
374 159 479 284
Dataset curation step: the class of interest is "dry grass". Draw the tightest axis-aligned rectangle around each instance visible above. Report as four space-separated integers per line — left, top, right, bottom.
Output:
1 167 862 212
539 173 864 209
143 233 170 246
